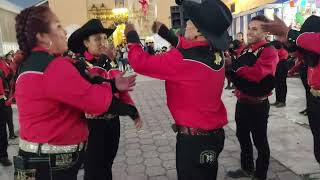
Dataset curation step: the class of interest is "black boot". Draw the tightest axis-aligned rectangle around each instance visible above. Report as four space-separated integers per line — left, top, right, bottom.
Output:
9 134 18 140
227 169 254 178
270 101 279 106
0 157 12 166
276 102 286 108
299 109 308 116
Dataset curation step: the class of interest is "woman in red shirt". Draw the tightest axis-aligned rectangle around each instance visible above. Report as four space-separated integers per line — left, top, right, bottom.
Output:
68 19 142 180
14 6 138 180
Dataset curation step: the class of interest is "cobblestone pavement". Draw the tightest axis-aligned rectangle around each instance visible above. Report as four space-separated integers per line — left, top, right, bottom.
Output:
102 79 303 180
0 77 311 180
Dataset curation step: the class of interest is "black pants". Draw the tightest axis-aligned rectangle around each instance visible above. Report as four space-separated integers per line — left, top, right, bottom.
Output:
307 95 320 164
0 106 8 158
235 100 270 180
84 117 120 180
275 61 288 103
176 129 225 180
4 106 15 136
300 65 311 110
14 149 84 180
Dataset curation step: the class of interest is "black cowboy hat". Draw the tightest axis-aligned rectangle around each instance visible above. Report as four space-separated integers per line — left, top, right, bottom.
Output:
182 0 232 50
68 19 115 53
300 15 320 33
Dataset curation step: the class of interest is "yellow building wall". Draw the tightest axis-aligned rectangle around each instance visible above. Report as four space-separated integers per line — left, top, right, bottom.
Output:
223 0 277 14
154 0 176 28
48 0 88 27
49 0 175 28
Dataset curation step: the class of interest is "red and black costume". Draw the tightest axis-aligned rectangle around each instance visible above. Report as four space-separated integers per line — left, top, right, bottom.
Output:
14 47 137 180
227 39 279 180
270 41 289 106
127 22 227 179
0 57 17 139
0 58 12 163
288 30 320 163
67 18 140 180
75 50 138 180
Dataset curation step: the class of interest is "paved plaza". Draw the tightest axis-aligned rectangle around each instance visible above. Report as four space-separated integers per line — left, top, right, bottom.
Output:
1 76 319 180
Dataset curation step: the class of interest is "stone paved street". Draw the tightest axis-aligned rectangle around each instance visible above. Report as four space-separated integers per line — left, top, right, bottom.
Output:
1 75 319 180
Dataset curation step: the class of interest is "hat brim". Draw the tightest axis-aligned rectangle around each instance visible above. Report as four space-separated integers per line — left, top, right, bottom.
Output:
68 28 115 54
201 30 229 51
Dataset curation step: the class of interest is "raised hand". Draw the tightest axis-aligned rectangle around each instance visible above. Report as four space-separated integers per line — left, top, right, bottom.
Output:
152 21 163 34
114 71 137 92
261 15 291 43
124 23 136 36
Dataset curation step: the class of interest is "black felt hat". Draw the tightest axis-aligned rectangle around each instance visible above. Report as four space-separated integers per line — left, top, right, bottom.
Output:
182 0 232 50
68 19 115 53
300 15 320 33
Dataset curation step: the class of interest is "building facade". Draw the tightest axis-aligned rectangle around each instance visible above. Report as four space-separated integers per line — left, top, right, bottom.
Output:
49 0 176 37
0 2 21 55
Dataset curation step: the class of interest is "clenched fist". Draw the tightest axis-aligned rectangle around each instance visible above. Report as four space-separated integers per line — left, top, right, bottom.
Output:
152 21 163 34
124 23 136 36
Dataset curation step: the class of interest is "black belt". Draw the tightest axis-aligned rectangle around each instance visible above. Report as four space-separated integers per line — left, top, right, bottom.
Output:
238 97 268 104
172 124 223 136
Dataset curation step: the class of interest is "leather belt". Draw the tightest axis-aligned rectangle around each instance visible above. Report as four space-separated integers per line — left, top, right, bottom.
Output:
238 97 268 104
85 113 117 120
311 88 320 97
19 138 85 154
172 124 223 136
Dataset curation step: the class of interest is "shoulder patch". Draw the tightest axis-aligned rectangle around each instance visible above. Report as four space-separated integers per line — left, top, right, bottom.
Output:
179 46 224 71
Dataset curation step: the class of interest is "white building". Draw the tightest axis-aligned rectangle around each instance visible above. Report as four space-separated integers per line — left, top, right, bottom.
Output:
0 0 22 56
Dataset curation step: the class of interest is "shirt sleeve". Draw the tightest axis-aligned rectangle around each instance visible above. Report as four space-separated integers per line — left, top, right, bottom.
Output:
128 43 184 81
0 78 4 96
296 32 320 54
108 69 135 105
43 57 113 115
236 47 279 82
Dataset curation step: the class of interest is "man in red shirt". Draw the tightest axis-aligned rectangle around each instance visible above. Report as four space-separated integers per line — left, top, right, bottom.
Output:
270 41 289 108
0 58 12 166
125 0 231 179
235 32 246 57
226 15 279 180
1 54 18 139
262 15 320 165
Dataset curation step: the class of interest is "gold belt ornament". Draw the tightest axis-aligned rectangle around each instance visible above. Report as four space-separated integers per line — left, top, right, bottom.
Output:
311 88 320 97
19 139 85 154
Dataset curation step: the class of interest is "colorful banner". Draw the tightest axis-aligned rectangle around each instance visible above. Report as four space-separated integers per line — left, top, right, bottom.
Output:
300 0 306 7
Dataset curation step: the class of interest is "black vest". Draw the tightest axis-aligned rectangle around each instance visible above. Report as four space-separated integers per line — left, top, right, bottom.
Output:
231 43 276 97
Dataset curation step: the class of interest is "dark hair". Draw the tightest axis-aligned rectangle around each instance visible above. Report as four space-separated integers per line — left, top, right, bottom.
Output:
237 32 244 36
15 6 52 57
250 15 270 23
5 53 13 59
